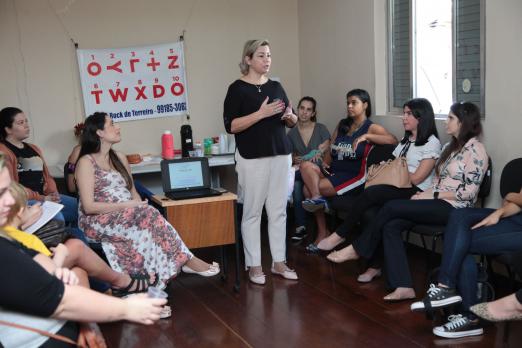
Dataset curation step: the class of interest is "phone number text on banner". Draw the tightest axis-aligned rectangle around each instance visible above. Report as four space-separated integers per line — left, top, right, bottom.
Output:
77 41 188 122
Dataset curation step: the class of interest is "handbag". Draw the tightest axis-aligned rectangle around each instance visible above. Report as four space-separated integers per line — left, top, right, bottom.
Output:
33 219 71 248
365 142 412 189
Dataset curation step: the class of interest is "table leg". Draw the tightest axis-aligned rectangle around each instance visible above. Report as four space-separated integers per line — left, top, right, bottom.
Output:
233 200 241 292
220 245 228 281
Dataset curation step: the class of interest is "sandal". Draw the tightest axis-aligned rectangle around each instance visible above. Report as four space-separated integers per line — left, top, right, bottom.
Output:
112 272 158 298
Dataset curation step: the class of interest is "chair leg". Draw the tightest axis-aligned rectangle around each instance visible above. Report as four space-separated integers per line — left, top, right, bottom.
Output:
428 236 438 272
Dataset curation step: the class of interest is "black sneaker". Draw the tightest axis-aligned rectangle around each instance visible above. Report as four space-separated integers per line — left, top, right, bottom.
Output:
291 226 307 243
433 314 484 338
411 284 462 311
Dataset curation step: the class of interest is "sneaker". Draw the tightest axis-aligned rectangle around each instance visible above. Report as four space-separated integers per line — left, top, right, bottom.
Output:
411 284 462 311
433 314 484 338
291 226 307 242
302 198 327 213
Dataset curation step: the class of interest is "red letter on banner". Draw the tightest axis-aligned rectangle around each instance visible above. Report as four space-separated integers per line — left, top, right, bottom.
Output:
168 55 179 69
147 58 160 71
108 88 128 102
129 58 140 73
91 90 103 104
170 82 184 96
87 62 102 76
135 86 147 100
106 61 123 73
153 85 165 98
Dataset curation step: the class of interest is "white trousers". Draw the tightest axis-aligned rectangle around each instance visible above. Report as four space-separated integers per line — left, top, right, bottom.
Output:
236 152 291 267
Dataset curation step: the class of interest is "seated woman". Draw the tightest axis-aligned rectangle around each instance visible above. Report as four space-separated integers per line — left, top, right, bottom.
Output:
410 187 522 338
76 112 219 290
0 152 166 348
327 102 488 300
300 89 397 251
471 289 522 322
314 98 440 282
0 107 79 227
287 96 330 242
6 181 159 297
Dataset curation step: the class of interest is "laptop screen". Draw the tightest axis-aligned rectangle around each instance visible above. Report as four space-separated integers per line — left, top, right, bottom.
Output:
160 157 211 192
168 161 203 189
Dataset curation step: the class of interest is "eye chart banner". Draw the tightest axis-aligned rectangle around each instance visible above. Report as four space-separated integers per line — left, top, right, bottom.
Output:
77 41 188 122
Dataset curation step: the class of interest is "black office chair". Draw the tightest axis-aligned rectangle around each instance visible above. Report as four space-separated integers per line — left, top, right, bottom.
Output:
406 156 493 272
328 144 396 218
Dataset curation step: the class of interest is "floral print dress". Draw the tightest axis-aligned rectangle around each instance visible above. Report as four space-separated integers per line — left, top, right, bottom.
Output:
78 155 192 289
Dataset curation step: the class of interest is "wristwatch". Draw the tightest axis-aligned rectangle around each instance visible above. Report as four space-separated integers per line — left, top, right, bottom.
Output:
433 191 440 199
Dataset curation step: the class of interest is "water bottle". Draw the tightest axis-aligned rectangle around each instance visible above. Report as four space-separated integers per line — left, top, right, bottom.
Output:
219 133 228 154
161 130 174 159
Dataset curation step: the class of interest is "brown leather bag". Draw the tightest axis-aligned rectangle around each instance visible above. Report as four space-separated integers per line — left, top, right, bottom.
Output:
365 157 412 188
365 142 412 188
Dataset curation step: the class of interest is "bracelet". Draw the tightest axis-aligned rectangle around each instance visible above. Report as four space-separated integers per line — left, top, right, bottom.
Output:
433 191 440 199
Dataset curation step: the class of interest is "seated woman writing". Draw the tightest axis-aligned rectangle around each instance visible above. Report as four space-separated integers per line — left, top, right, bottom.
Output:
75 112 219 290
5 181 160 297
316 98 441 282
0 152 166 348
299 89 397 252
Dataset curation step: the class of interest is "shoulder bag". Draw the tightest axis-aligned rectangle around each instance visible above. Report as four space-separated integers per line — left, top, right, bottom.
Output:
365 142 412 189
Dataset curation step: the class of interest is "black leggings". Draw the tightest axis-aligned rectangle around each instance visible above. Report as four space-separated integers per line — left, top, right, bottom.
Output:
336 185 420 238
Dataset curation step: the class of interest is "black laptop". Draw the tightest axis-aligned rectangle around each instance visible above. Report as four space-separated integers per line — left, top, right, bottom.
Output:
160 157 222 200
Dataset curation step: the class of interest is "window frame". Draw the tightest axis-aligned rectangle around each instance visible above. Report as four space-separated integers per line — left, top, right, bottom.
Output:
387 0 485 117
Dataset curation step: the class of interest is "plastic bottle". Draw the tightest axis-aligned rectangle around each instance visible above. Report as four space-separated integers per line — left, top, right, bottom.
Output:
161 130 174 159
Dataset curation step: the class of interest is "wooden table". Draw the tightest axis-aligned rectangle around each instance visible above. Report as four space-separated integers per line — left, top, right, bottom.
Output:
151 192 241 291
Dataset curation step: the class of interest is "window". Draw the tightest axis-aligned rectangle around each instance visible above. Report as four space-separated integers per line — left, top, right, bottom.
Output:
388 0 484 115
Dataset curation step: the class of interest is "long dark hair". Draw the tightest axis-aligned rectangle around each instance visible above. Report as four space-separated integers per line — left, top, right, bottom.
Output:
435 102 482 176
0 107 23 141
338 88 372 135
78 112 133 190
297 96 318 122
401 98 439 146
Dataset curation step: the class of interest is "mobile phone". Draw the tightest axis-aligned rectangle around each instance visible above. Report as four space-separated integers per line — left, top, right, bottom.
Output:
320 165 332 177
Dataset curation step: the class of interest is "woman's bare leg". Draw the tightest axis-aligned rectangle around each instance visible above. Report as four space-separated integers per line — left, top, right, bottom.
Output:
63 239 140 289
300 162 323 199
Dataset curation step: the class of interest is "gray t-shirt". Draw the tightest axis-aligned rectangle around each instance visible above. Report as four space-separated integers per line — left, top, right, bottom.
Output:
287 123 331 156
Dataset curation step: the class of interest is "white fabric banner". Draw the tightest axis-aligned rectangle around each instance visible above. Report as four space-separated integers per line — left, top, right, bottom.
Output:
77 41 188 122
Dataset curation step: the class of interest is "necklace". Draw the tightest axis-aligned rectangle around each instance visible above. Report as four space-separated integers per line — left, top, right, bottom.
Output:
254 84 262 93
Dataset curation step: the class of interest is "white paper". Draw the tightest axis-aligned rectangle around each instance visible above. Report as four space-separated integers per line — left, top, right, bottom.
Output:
25 201 64 234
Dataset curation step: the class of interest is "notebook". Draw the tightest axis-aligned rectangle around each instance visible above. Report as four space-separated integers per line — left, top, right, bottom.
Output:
160 157 222 200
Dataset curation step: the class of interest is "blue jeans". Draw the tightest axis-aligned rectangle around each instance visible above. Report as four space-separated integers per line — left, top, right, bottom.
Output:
438 208 522 314
292 171 307 228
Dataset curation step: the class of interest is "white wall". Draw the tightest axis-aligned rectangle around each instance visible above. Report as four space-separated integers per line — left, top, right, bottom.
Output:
298 0 522 207
0 0 301 165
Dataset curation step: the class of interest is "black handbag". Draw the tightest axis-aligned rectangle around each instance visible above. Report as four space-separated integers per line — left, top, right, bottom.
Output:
33 219 71 248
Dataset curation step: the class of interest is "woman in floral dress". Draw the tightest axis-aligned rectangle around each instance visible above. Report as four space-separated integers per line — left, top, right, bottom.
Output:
76 112 219 290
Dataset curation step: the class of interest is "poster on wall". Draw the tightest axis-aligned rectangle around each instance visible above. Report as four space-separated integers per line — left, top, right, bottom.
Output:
77 41 188 122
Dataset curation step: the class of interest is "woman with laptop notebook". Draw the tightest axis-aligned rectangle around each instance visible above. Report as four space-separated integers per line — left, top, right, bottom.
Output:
75 112 220 290
223 39 298 285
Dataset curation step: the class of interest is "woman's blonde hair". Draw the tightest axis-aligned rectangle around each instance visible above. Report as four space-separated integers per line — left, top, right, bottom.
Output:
7 182 27 223
239 39 270 75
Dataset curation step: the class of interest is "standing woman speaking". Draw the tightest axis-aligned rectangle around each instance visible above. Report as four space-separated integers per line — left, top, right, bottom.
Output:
223 39 298 285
